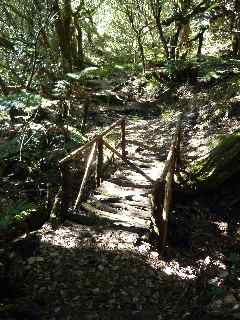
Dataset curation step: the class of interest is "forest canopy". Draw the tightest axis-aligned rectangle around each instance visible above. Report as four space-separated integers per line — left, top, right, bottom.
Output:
0 0 239 92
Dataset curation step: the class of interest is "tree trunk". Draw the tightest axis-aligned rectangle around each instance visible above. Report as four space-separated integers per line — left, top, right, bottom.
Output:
0 75 9 96
197 30 204 59
170 24 181 60
53 0 73 73
136 34 146 72
149 1 169 59
155 15 169 60
232 31 240 57
73 15 84 69
63 0 73 71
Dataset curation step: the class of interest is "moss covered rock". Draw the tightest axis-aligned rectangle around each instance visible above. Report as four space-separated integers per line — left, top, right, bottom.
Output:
188 131 240 191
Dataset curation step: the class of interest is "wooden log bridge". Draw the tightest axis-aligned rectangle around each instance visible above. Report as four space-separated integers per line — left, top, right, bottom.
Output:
58 117 154 220
58 114 183 250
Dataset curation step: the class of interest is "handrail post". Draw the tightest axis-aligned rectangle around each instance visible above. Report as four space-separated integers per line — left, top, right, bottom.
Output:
121 118 126 160
175 124 181 173
96 137 103 187
60 163 71 222
74 142 96 209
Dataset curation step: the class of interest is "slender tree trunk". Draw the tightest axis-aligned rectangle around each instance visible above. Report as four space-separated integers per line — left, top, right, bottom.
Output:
63 0 73 71
232 0 240 57
73 15 84 69
149 1 169 60
170 24 181 60
0 75 8 96
53 0 73 73
235 0 240 29
155 16 169 59
136 34 146 72
197 31 204 59
232 31 240 57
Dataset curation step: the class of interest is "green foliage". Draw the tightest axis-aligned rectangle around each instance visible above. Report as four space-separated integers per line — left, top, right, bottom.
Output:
228 252 240 265
0 137 20 161
0 201 35 231
52 80 71 98
198 56 240 82
215 131 240 147
67 64 129 82
0 91 41 113
68 126 88 144
66 67 99 82
207 284 225 298
206 131 240 155
145 77 161 96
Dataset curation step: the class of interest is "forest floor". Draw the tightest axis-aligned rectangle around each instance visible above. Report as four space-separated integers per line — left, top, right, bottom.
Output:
1 69 240 320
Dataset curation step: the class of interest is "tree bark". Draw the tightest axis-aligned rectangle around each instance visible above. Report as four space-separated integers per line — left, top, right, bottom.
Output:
170 24 181 60
53 0 73 73
0 75 9 96
155 15 169 60
73 15 84 69
149 1 169 59
197 30 205 59
136 34 146 72
232 31 240 57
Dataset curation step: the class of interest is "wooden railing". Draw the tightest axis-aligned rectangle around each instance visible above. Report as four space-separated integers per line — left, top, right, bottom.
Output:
58 116 154 221
57 113 183 252
151 113 182 252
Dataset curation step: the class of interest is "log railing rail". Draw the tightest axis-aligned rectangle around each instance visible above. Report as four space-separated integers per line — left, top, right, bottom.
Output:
151 113 182 252
58 116 154 221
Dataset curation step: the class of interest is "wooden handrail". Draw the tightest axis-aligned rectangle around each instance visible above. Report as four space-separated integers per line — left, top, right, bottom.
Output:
59 117 125 164
152 112 182 252
102 139 154 183
74 142 96 209
96 137 103 187
58 117 127 217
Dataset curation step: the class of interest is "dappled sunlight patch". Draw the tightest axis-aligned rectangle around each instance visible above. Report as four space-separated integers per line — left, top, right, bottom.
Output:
162 262 196 280
40 223 83 249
